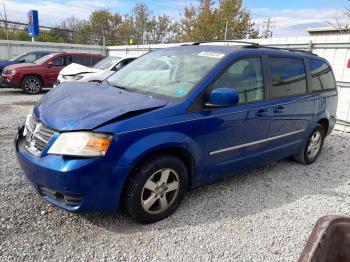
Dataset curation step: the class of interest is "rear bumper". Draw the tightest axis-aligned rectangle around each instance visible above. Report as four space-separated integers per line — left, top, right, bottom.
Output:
14 126 129 213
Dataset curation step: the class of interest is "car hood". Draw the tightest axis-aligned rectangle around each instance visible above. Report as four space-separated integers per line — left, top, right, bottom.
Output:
0 60 17 68
60 63 101 76
5 63 38 70
34 82 168 131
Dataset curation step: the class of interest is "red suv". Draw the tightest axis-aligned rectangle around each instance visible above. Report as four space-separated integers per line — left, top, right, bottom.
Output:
2 52 105 94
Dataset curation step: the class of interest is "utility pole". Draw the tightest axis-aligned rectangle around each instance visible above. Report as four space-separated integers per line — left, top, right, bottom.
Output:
262 18 275 38
224 21 228 40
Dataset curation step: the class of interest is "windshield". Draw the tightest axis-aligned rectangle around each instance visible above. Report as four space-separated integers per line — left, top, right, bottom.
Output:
94 56 121 70
107 49 226 100
10 53 26 61
33 53 58 65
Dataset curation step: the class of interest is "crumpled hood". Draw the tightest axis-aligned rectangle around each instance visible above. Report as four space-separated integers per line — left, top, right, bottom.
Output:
59 63 101 76
34 82 167 131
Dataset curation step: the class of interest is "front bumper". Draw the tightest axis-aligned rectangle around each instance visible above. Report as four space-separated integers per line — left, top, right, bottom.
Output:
0 75 15 87
14 126 129 213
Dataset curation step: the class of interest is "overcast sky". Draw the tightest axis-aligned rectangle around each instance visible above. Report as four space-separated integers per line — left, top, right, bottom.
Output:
2 0 349 37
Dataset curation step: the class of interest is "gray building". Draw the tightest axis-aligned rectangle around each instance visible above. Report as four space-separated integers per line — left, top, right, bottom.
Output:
308 26 350 36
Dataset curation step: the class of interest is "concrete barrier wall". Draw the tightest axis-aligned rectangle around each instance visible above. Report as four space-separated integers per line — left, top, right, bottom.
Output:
0 40 105 59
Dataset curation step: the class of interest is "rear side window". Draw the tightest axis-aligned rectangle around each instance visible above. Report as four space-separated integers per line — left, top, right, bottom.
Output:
307 58 336 91
269 57 307 98
72 55 92 66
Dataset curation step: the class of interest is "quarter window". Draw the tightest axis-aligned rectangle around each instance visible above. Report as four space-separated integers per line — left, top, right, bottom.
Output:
307 58 336 91
212 57 264 103
270 58 307 98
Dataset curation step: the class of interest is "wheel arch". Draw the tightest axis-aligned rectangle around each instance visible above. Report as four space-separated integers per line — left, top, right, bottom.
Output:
317 118 329 135
127 145 196 189
21 74 45 87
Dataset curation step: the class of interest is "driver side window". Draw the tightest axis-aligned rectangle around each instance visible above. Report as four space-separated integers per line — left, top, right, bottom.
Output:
52 56 65 66
212 57 264 104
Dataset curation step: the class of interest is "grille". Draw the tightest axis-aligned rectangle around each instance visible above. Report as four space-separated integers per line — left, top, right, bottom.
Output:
40 187 82 207
24 115 56 156
2 69 11 75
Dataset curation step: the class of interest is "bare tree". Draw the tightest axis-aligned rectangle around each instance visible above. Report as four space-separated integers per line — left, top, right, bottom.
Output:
0 0 9 41
326 14 349 34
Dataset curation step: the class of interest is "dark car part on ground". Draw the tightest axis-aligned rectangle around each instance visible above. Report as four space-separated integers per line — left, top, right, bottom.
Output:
299 216 350 262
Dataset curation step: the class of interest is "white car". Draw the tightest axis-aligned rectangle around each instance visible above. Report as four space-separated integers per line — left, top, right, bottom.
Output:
55 55 137 86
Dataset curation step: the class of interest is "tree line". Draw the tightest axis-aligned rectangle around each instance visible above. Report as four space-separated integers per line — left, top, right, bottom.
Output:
0 0 259 45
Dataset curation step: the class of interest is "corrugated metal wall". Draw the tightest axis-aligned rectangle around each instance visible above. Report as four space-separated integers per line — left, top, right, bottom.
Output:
0 40 105 59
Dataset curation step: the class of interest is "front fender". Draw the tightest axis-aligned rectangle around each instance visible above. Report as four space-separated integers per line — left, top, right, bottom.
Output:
105 131 203 209
116 131 203 169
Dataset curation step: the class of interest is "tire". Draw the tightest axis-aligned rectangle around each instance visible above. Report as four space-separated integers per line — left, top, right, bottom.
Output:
294 124 325 165
123 155 188 224
21 76 43 95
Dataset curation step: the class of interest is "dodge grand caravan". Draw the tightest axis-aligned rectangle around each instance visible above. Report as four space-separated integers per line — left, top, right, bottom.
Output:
15 43 338 223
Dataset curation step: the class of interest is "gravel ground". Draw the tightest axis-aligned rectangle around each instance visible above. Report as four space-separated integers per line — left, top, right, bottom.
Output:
1 88 350 262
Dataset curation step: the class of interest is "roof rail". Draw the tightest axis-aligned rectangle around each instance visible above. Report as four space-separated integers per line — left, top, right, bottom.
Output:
181 40 318 56
181 40 260 47
259 45 318 56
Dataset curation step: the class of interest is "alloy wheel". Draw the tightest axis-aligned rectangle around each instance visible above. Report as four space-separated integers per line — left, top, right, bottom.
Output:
24 78 41 94
307 131 322 159
141 168 180 214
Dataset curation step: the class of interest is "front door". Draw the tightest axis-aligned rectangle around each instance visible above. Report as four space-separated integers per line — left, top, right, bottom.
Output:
45 55 67 86
203 57 271 182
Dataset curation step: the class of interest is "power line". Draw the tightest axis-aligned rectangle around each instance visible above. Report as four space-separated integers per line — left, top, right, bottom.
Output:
0 19 73 32
262 18 275 38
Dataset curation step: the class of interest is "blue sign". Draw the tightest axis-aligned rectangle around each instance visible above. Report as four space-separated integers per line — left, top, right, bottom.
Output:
27 10 39 37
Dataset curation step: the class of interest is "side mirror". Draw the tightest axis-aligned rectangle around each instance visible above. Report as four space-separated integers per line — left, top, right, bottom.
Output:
18 59 25 63
47 61 53 68
205 87 239 108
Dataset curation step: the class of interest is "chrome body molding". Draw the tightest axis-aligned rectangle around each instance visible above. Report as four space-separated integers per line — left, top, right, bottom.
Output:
209 129 305 155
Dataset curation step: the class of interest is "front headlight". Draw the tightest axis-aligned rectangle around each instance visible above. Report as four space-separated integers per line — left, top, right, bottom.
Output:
74 75 84 80
48 132 112 157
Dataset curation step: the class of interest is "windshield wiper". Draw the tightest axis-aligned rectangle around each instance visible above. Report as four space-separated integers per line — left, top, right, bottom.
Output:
105 80 135 92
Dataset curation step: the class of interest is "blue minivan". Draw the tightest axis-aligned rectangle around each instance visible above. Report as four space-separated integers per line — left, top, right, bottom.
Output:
15 43 338 223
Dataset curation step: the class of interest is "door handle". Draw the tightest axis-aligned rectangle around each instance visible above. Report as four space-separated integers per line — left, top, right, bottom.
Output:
255 109 269 117
273 106 284 114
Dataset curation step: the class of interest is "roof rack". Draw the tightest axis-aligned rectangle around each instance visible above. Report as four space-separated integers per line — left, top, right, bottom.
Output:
259 45 318 56
182 40 318 56
181 40 260 47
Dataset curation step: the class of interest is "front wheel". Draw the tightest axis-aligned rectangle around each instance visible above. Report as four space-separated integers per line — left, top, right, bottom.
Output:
294 124 325 165
123 155 188 223
21 76 43 95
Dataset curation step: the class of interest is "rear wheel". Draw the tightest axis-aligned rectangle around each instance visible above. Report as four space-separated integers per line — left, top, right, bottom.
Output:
21 76 43 95
294 124 325 164
123 155 188 223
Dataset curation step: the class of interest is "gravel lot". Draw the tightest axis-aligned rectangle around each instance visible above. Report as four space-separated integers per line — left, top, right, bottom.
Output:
1 88 350 262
